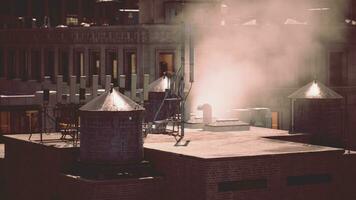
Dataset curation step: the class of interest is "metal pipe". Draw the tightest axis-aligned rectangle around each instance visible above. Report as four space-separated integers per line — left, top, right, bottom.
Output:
180 22 186 139
189 24 194 83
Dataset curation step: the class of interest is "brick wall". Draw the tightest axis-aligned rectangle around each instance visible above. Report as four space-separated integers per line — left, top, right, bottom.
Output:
59 175 164 200
3 136 164 200
337 153 356 200
3 135 356 200
3 138 79 200
144 148 207 200
0 157 5 200
145 148 346 200
294 99 344 147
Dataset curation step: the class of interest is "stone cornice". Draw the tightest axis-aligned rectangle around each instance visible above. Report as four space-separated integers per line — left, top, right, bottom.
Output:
0 25 182 45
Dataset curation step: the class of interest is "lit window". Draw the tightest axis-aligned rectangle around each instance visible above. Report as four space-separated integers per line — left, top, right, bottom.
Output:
66 17 78 26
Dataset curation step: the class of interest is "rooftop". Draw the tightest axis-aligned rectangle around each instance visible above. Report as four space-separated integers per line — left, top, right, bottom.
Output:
144 127 344 159
2 127 344 160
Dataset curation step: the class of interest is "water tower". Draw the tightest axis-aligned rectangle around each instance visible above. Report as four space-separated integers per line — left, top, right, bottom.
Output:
80 88 145 165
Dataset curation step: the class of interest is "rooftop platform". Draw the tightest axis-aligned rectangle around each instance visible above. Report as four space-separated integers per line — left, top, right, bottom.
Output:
1 127 344 160
144 127 344 159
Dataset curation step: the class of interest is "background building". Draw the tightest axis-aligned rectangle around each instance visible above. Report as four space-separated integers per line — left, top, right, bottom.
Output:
0 0 355 148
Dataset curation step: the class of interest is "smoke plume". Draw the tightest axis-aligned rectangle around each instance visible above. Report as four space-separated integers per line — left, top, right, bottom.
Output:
184 0 347 118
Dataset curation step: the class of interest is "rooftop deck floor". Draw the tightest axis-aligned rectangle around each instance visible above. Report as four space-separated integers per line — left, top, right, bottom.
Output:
144 127 344 159
2 127 344 160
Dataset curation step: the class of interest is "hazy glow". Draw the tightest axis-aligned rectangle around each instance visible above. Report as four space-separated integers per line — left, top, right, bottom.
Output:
220 20 226 26
183 1 346 118
306 82 321 98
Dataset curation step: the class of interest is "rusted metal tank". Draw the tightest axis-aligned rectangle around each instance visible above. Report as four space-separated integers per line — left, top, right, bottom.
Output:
79 88 145 165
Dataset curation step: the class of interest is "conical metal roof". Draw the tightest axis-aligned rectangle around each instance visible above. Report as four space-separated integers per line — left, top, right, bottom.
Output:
148 76 171 92
288 80 343 99
80 88 144 112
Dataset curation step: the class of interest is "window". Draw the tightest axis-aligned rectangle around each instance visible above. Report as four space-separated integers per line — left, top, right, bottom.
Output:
89 50 100 85
20 50 28 81
66 16 79 26
74 50 84 83
59 50 69 82
106 50 118 86
287 174 332 186
0 110 40 134
0 112 10 134
158 52 174 77
67 0 78 15
49 0 61 26
14 0 27 17
164 2 183 24
44 50 55 82
7 50 15 79
31 50 41 81
329 52 346 86
32 0 44 26
124 50 137 90
218 179 267 192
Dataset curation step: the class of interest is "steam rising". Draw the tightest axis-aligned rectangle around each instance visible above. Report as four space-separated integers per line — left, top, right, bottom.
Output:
184 0 347 118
